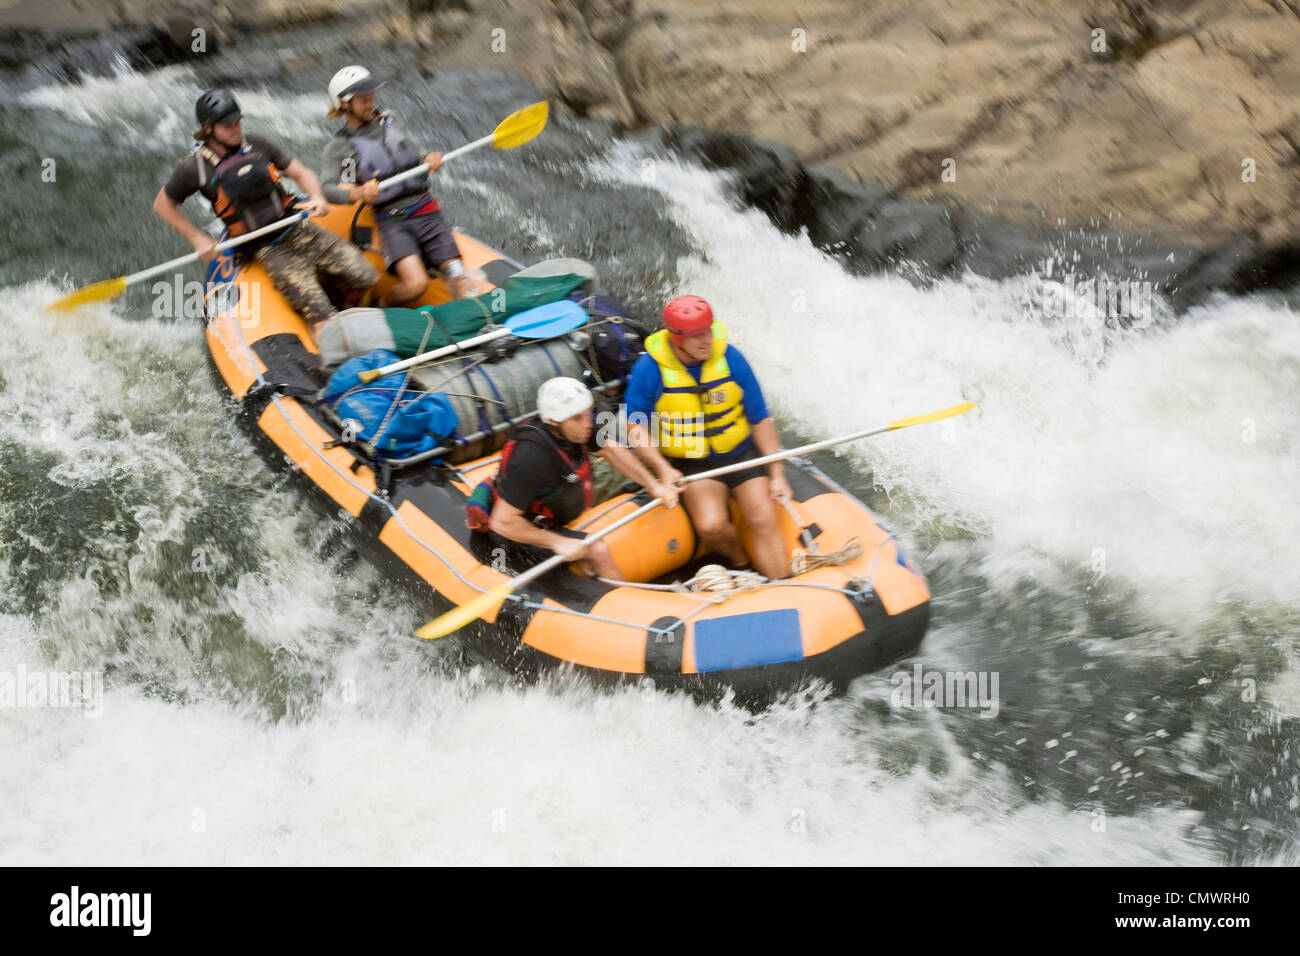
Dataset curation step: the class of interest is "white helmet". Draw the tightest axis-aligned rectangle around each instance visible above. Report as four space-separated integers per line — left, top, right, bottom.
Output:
329 65 384 109
537 377 593 423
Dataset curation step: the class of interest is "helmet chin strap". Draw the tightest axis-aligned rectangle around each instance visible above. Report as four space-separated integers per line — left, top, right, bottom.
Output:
669 332 699 355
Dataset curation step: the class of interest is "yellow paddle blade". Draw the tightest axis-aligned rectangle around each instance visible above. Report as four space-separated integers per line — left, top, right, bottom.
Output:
415 583 515 640
46 275 127 311
491 102 549 150
887 402 978 431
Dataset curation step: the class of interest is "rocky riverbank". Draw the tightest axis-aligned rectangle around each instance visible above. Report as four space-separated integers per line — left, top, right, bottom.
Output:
423 1 1300 243
414 0 1300 302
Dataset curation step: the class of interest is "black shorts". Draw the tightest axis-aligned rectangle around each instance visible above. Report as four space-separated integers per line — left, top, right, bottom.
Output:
377 208 460 272
485 527 587 575
675 444 768 491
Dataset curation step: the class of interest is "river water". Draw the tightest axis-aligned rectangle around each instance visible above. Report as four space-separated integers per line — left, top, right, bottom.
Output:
1 38 1297 865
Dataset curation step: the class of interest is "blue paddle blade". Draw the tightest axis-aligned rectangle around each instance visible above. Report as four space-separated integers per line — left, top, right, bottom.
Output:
503 299 588 338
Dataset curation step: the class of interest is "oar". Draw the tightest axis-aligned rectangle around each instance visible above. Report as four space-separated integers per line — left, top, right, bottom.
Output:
705 400 979 471
357 299 587 384
415 400 977 640
370 101 549 195
46 211 310 311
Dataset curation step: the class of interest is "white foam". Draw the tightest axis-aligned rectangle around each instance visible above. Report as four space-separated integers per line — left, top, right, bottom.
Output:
20 64 332 148
0 644 1218 865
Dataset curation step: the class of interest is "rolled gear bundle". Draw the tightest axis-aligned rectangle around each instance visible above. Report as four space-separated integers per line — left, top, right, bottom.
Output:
314 271 595 367
323 349 458 460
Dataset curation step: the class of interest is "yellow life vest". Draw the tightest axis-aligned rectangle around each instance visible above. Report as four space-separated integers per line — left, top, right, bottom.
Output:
644 322 751 459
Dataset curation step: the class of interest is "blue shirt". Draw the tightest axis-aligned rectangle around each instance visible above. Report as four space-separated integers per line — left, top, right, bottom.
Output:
624 344 769 461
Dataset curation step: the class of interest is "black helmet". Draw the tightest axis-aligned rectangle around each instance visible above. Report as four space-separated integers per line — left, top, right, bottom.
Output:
195 89 241 127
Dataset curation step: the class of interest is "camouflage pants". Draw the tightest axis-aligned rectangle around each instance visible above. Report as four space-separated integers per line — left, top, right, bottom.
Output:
589 454 626 505
254 222 378 326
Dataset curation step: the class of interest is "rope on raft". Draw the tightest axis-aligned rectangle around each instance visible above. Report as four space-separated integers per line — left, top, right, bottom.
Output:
791 536 864 574
592 536 865 603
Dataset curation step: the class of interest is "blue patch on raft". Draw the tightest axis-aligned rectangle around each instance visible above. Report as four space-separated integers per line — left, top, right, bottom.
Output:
693 609 804 672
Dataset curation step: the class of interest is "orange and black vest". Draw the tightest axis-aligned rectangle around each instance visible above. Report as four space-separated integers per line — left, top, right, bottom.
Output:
197 142 291 237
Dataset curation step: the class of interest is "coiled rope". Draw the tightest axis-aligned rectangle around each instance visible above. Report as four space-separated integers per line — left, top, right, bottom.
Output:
676 564 768 601
790 537 864 574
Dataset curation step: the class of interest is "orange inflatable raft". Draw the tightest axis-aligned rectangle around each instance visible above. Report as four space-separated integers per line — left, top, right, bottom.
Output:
204 204 931 702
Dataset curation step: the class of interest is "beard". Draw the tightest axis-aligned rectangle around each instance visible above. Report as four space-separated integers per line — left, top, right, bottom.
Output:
350 103 380 124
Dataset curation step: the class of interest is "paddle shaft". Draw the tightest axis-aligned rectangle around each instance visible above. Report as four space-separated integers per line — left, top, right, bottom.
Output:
360 326 512 382
372 132 495 194
502 427 894 588
359 303 588 383
542 423 910 560
504 498 666 593
553 408 972 556
661 403 974 486
126 211 309 285
680 423 895 483
414 400 975 638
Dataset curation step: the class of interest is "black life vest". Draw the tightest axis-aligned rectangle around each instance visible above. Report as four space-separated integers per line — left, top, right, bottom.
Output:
197 142 291 237
497 419 593 529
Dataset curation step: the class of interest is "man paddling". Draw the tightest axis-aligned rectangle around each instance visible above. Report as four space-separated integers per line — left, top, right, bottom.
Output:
625 295 792 580
153 89 378 335
321 65 482 304
469 377 680 579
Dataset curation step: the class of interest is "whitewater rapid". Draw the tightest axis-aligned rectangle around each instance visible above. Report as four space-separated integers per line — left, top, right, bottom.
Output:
2 64 1295 865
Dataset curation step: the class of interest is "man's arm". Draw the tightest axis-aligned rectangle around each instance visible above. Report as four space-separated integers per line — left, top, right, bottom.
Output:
597 443 678 507
625 420 684 486
724 346 789 499
621 355 683 485
749 417 792 500
725 345 771 426
489 499 588 559
321 138 378 205
280 158 330 215
152 187 217 261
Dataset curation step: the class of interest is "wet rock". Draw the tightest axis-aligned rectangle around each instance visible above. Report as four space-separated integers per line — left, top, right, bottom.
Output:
668 130 805 230
955 211 1058 281
854 200 960 276
795 169 888 251
410 0 636 126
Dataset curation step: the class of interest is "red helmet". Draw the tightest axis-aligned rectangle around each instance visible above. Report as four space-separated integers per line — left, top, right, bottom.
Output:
663 295 714 345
